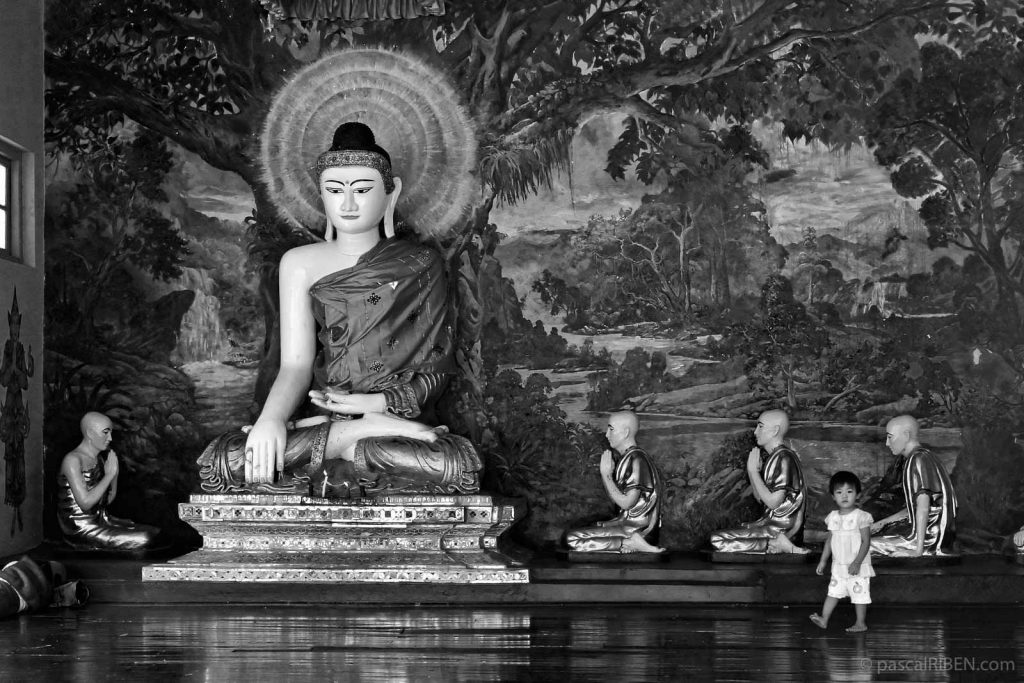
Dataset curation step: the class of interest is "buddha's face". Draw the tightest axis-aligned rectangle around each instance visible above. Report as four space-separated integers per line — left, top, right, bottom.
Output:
319 165 390 236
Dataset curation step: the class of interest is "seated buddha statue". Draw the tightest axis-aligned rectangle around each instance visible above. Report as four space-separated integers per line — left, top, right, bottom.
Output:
198 122 481 497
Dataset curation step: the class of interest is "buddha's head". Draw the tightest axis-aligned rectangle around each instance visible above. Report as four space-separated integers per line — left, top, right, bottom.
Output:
315 122 402 240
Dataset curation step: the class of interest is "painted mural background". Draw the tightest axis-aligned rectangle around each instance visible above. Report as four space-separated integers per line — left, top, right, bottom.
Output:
41 1 1024 552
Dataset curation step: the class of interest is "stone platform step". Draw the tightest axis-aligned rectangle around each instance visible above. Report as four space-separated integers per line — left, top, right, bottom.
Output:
141 549 529 584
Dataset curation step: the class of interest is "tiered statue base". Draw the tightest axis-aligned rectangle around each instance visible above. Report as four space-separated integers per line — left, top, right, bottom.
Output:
142 493 528 584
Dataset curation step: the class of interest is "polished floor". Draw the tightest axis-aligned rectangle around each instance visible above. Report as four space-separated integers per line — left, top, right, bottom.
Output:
1 604 1021 682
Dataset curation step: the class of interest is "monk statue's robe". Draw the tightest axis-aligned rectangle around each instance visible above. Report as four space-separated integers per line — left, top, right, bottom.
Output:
565 445 662 552
710 444 806 553
870 446 957 556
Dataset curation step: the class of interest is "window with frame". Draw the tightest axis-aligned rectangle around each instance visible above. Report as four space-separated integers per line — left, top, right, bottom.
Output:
0 135 30 264
0 152 9 256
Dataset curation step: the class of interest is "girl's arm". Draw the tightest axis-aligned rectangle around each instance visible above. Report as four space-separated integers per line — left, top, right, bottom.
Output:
816 531 832 575
849 526 871 575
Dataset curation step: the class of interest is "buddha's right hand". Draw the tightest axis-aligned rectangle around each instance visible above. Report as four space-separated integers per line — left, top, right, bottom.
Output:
244 419 287 483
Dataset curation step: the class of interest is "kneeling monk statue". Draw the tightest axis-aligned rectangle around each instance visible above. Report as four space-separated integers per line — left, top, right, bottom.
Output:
710 410 808 554
198 122 481 497
58 412 160 551
565 412 664 553
870 415 956 557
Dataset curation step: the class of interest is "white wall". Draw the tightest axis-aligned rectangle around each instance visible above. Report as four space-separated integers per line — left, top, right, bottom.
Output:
0 0 45 554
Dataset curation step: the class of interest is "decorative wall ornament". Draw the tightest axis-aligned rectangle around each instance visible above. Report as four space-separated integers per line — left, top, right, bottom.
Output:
260 0 445 21
0 288 34 535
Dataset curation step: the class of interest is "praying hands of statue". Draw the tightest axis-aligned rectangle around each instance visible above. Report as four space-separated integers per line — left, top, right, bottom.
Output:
746 447 761 473
104 450 119 503
599 449 615 479
309 389 387 415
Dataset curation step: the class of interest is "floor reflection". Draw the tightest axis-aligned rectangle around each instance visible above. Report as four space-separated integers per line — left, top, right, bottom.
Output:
0 604 1021 681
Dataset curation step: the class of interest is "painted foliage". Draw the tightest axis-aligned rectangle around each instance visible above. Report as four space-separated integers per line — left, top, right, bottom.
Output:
42 1 1024 552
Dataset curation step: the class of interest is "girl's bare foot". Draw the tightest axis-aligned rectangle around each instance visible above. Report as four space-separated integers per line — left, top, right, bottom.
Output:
809 613 827 629
846 623 867 632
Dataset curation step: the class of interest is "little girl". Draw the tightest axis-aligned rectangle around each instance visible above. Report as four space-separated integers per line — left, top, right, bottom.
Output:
810 470 874 632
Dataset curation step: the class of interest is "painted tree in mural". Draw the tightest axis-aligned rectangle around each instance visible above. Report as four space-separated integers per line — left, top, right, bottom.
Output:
45 0 966 428
605 124 773 315
531 128 778 328
866 35 1024 338
856 20 1024 546
46 131 188 349
718 274 829 410
793 226 829 305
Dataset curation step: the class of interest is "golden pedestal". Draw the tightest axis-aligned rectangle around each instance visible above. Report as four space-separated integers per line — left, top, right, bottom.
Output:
142 493 528 584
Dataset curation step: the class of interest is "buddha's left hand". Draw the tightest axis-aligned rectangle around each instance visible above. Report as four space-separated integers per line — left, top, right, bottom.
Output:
310 390 387 415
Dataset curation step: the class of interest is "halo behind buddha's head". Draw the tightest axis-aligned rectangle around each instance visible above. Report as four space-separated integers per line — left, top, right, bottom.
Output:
261 48 479 238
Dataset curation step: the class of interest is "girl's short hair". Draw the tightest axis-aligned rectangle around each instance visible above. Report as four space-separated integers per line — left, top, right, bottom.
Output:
828 470 862 494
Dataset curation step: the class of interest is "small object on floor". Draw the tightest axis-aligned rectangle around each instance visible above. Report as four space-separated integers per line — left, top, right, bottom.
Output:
0 556 88 617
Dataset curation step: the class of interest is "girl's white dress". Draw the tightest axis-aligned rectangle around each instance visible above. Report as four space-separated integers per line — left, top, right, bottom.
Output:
826 508 875 579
